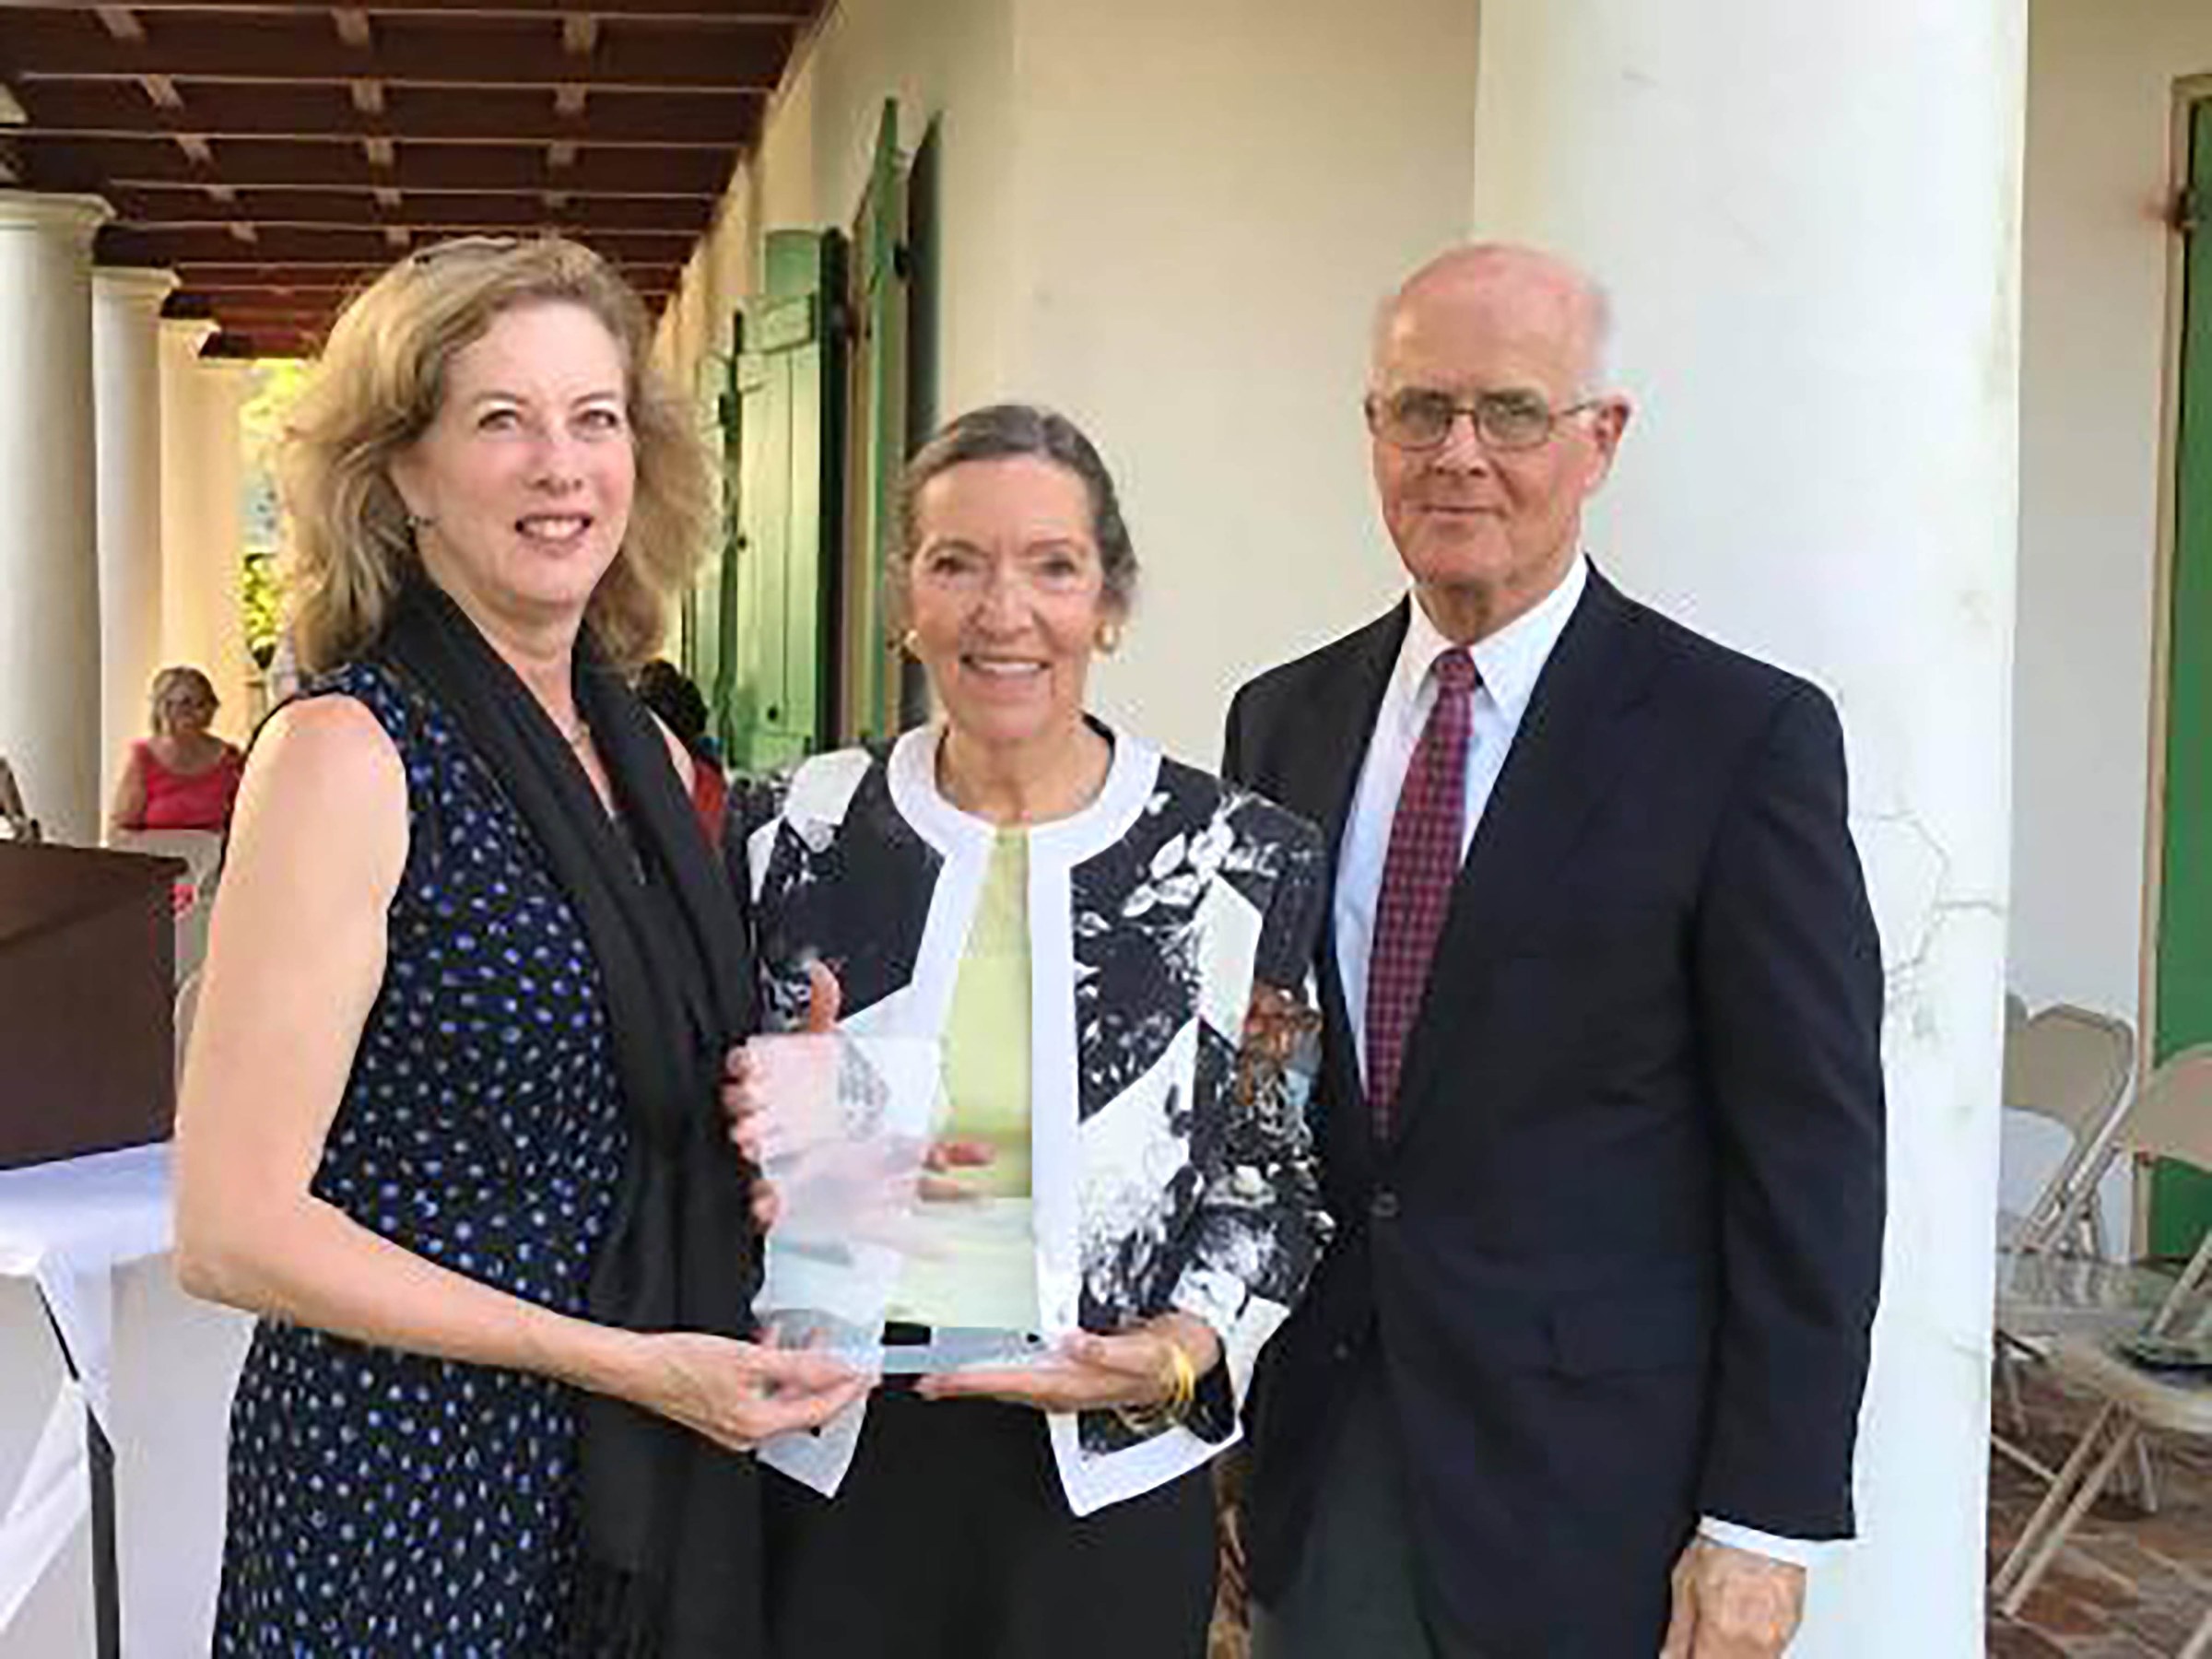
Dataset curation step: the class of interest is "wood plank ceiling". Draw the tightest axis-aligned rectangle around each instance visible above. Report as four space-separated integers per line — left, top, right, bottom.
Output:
0 1 826 357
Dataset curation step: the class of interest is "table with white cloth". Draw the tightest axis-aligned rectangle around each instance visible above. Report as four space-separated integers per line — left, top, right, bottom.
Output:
0 1143 250 1657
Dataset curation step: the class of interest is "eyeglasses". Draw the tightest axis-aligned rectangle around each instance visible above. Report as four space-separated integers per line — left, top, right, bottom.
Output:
1364 386 1604 453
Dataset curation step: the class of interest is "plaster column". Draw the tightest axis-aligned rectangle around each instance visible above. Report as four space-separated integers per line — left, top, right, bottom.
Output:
92 267 177 806
194 359 253 726
157 319 215 686
0 193 110 845
157 327 251 737
1469 4 2025 1652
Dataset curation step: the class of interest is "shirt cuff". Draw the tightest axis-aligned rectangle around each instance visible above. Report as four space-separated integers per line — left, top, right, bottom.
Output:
1698 1517 1826 1569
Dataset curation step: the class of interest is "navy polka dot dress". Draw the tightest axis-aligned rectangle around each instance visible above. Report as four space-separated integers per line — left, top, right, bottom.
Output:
215 661 629 1655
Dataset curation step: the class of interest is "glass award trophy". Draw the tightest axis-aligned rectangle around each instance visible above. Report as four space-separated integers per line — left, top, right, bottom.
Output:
747 1030 1049 1375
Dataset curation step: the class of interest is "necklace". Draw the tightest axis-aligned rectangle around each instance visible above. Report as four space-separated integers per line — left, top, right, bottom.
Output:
559 713 591 747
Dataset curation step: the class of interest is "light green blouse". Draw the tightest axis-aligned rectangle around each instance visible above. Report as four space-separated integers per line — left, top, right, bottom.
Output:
888 828 1039 1331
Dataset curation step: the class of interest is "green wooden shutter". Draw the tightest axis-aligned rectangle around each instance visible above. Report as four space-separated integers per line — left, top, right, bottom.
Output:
2151 103 2212 1257
840 100 911 746
708 312 747 757
683 347 729 712
724 230 848 772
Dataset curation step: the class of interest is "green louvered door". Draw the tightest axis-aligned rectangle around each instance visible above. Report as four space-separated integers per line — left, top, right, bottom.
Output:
2152 102 2212 1257
725 230 846 772
685 340 736 739
839 100 911 746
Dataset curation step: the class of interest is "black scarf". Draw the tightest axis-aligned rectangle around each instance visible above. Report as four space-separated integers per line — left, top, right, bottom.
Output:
372 582 762 1656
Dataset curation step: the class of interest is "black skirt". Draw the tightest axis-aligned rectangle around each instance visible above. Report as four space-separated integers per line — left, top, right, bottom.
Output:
764 1389 1217 1659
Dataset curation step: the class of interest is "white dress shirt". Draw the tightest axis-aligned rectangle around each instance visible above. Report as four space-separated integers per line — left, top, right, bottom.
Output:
1334 554 1818 1571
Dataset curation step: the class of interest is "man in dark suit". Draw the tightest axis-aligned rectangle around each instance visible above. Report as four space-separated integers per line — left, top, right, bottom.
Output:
1226 245 1885 1659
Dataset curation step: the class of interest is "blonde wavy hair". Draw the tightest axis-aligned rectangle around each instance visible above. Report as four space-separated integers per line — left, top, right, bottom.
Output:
279 235 711 673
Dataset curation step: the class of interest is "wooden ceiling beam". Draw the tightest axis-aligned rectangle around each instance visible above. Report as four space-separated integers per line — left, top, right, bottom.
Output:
102 220 698 264
24 135 732 194
107 182 713 233
0 13 793 91
169 284 675 311
7 81 761 145
8 3 813 18
91 7 145 42
160 259 683 288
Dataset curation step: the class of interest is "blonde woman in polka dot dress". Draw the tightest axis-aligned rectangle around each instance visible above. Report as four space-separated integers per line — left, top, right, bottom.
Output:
175 239 865 1655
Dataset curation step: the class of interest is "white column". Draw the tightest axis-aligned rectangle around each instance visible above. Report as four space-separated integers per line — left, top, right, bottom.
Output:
157 318 215 678
194 359 253 726
157 325 251 739
1470 4 2023 1652
92 267 177 809
0 193 111 846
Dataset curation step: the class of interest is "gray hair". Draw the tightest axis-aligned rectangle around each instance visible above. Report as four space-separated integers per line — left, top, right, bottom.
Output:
895 403 1138 616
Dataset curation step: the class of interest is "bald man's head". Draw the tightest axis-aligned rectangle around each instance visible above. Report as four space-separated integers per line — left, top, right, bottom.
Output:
1371 244 1613 396
1362 241 1630 645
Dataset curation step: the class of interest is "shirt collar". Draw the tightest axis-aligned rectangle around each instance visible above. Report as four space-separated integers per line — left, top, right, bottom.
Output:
1394 554 1589 724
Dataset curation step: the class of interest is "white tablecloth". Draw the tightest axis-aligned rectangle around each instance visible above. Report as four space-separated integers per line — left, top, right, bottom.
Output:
0 1143 176 1638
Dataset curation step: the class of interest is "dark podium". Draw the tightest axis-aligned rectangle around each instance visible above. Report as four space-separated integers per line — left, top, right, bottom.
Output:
0 841 181 1171
0 841 182 1659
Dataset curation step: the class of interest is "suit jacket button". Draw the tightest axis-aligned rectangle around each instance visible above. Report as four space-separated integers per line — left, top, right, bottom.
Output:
1370 1188 1401 1221
1331 1339 1358 1363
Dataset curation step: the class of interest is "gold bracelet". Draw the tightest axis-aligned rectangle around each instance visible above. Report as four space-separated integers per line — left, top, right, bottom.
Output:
1114 1333 1200 1436
1162 1336 1198 1423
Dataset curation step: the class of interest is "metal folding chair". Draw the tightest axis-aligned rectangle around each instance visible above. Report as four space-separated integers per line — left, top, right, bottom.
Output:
1992 1047 2212 1650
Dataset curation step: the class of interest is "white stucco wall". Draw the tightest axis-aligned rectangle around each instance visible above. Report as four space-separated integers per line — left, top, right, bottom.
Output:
658 0 1479 768
2001 0 2212 1242
2012 0 2212 1031
737 0 1020 419
1006 0 1480 765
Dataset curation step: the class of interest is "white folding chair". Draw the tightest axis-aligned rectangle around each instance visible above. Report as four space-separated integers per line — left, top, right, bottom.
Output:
2003 1004 2136 1258
0 757 37 842
1994 1046 2212 1647
171 892 213 989
108 828 226 900
173 971 203 1086
1993 1006 2150 1491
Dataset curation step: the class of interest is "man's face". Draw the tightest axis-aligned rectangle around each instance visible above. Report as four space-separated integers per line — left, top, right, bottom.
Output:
1370 265 1628 621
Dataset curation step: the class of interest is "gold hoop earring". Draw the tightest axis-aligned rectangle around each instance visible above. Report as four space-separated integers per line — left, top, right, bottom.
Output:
1098 622 1123 656
900 628 920 655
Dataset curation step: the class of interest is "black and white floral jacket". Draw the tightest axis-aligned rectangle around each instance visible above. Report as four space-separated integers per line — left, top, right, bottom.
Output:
732 721 1333 1514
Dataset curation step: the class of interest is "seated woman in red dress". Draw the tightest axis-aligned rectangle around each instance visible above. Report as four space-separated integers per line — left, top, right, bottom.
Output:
110 665 246 835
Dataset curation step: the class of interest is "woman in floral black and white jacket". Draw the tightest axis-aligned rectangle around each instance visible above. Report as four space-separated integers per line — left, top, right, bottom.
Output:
724 404 1332 1659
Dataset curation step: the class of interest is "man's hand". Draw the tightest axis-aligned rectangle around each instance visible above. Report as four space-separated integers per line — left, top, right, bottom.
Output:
1659 1537 1806 1658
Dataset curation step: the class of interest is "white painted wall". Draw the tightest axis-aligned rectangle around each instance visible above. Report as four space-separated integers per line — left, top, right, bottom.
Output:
657 0 1477 767
665 0 1019 420
2000 0 2212 1243
1006 0 1482 766
2012 0 2212 1030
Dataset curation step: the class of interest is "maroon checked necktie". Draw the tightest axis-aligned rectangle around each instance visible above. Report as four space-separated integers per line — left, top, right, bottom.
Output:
1365 648 1478 1139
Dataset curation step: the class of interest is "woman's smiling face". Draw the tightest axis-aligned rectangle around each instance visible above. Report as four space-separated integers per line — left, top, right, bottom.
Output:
903 454 1120 756
389 299 637 632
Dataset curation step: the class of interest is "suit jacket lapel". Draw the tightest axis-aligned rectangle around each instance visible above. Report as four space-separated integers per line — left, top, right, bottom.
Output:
1389 572 1663 1133
1282 602 1406 1155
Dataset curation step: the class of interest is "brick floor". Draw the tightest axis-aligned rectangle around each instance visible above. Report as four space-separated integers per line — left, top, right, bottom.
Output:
1990 1361 2212 1654
1210 1362 2212 1657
